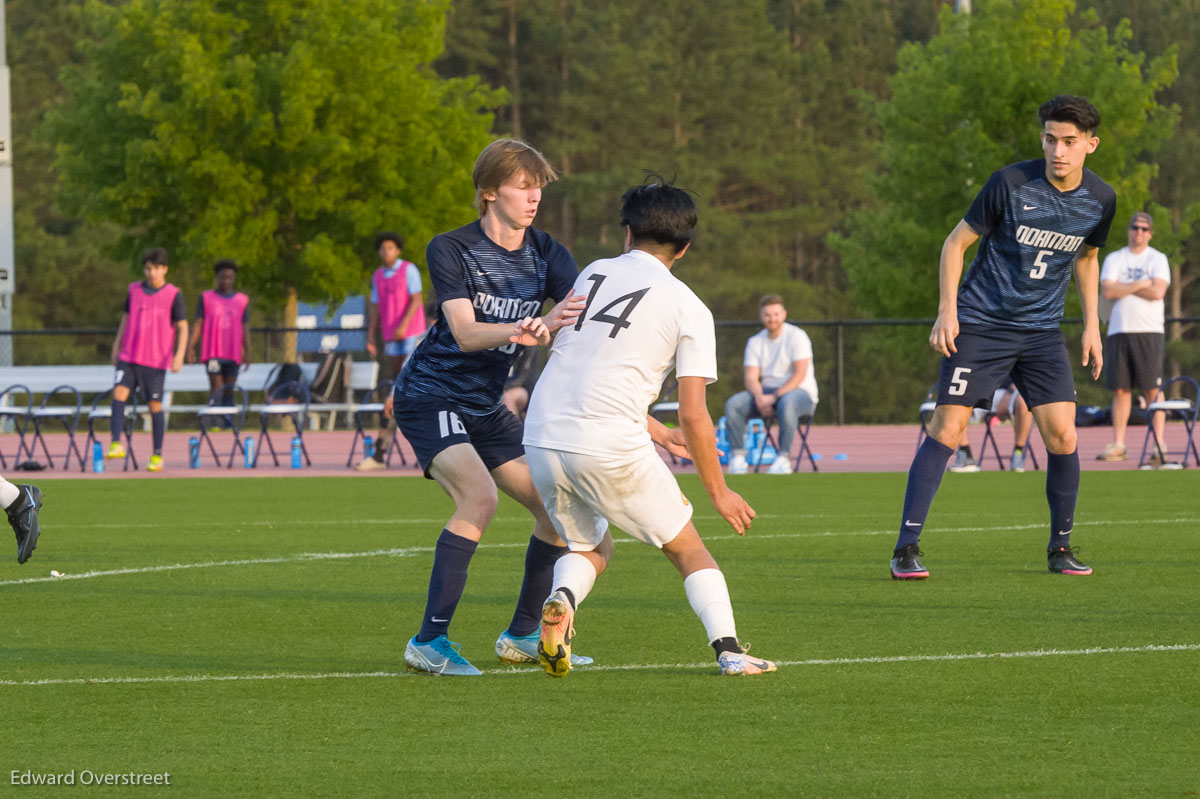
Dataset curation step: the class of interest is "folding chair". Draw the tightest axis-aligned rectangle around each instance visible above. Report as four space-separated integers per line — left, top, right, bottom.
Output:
1138 376 1199 469
752 412 819 473
30 385 84 470
0 384 34 469
197 385 248 468
916 400 937 452
346 380 406 468
84 391 139 471
978 410 1040 471
254 381 311 467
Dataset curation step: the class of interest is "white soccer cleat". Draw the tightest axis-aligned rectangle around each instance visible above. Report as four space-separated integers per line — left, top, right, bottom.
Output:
766 456 793 475
718 649 777 676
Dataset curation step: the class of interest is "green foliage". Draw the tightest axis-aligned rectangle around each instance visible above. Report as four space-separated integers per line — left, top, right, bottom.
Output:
45 0 503 311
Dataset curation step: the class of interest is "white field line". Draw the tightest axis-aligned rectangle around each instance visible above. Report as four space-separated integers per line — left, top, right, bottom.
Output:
1 643 1196 688
3 516 1195 589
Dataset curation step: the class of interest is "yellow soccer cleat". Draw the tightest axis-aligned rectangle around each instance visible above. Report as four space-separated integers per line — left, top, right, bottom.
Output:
105 441 126 460
147 454 164 472
537 590 575 678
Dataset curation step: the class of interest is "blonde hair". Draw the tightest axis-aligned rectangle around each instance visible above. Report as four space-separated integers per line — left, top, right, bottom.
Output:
473 139 557 215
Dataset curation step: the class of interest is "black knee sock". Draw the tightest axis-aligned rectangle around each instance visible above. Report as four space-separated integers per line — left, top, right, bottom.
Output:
1046 451 1080 550
151 411 165 455
896 437 953 550
506 535 566 637
416 530 478 643
110 400 126 443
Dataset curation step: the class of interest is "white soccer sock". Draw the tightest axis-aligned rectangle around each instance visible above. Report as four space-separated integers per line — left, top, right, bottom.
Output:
0 477 19 509
683 568 738 644
552 552 599 608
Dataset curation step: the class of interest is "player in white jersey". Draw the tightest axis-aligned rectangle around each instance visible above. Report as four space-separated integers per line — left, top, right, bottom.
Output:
521 177 776 677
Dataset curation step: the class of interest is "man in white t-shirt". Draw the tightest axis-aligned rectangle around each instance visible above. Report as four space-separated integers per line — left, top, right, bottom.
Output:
521 178 776 678
723 295 818 474
1096 211 1171 463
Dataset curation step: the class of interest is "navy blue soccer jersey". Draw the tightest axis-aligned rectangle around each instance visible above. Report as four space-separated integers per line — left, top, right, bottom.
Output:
395 220 577 414
958 159 1116 330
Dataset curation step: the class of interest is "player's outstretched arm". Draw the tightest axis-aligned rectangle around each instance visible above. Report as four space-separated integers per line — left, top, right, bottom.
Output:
677 376 756 535
930 220 979 357
1075 246 1104 380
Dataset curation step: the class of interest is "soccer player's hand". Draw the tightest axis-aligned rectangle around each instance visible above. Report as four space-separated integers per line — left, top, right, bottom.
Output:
543 293 587 332
712 487 756 536
366 340 377 358
383 393 394 420
1081 328 1103 380
929 311 959 358
661 427 693 460
170 354 184 373
510 316 551 347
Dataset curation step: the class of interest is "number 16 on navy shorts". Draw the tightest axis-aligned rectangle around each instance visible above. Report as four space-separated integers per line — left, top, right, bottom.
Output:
392 392 526 478
936 325 1077 410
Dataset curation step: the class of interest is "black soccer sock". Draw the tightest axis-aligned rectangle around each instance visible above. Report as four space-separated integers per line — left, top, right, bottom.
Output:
711 636 741 657
416 529 478 643
896 437 954 550
150 411 165 455
1046 450 1080 550
110 399 126 443
506 535 566 637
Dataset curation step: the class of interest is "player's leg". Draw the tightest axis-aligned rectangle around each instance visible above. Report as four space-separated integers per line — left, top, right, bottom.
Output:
515 446 613 675
143 367 168 471
659 525 775 676
107 363 136 458
892 327 1011 578
1 475 42 564
1017 331 1091 575
723 390 754 473
1133 334 1167 463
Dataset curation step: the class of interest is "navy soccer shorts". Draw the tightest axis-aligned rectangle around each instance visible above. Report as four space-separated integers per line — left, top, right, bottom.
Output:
206 358 240 379
114 360 167 404
936 325 1077 410
392 391 526 478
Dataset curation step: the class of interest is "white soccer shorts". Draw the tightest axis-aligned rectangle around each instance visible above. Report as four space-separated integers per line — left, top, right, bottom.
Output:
525 445 694 551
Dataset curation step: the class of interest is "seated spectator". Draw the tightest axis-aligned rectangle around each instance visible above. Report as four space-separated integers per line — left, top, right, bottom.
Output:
724 294 818 474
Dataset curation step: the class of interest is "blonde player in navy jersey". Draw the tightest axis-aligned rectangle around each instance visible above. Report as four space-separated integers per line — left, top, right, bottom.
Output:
395 139 587 676
521 177 776 677
891 95 1116 580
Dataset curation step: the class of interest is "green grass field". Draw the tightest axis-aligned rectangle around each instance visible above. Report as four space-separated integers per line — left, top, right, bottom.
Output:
3 472 1198 797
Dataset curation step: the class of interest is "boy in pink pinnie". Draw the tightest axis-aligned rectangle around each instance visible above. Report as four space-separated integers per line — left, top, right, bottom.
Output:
107 248 188 471
187 259 251 405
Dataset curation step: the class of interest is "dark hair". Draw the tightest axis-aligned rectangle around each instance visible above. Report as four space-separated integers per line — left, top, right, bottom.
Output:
141 247 168 267
213 259 238 275
1038 95 1101 135
619 175 698 253
375 231 403 250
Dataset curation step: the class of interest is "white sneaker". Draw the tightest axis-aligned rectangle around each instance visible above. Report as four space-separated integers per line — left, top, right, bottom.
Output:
728 453 748 475
766 456 793 474
354 457 387 472
718 650 777 676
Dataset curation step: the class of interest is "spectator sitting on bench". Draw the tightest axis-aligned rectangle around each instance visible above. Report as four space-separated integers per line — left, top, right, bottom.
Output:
724 294 818 475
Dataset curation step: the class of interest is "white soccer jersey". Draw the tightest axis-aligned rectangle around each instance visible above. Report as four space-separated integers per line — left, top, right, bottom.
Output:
523 248 717 458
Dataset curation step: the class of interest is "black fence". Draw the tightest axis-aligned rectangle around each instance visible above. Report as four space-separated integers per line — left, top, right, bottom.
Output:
2 317 1197 424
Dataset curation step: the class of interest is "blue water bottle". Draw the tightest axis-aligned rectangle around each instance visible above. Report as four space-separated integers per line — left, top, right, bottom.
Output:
363 435 374 460
188 436 200 468
290 436 302 469
244 436 255 468
92 441 105 474
716 416 729 465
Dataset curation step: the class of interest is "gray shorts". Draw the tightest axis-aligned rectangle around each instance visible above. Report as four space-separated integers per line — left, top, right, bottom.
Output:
1104 333 1163 392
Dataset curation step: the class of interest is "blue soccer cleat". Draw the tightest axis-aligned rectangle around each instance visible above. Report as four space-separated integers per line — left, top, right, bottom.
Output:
403 635 482 676
495 629 594 666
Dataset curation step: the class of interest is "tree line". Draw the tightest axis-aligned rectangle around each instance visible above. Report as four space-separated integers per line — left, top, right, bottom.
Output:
8 0 1198 421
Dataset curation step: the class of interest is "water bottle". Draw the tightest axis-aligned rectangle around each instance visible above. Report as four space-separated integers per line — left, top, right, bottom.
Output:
244 436 255 468
92 441 105 474
363 435 374 460
290 436 302 469
188 436 200 468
